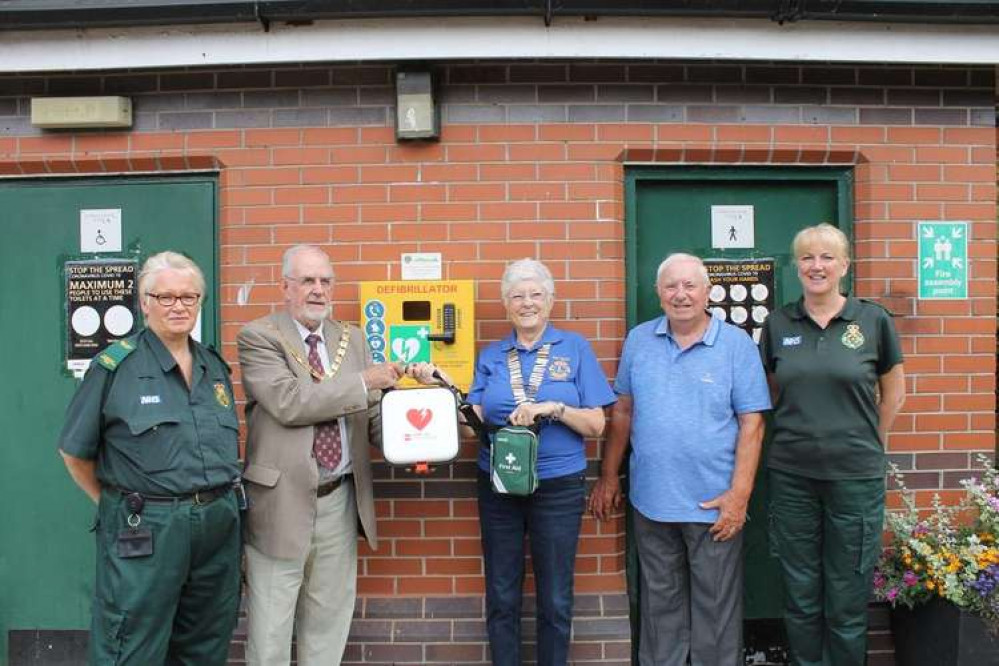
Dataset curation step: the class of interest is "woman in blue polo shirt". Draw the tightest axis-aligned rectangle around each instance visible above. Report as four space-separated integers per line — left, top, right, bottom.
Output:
466 258 616 666
761 223 905 666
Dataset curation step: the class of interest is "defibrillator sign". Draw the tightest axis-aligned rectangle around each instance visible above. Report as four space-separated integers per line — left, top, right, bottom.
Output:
360 280 476 392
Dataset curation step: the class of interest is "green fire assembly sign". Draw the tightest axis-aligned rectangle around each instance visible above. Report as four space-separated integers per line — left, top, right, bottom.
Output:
918 221 968 300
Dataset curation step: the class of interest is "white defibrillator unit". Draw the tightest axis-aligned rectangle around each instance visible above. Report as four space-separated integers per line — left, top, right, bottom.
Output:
380 387 461 473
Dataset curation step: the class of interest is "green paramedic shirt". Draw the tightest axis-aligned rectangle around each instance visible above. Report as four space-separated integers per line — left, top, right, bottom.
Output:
58 328 241 496
760 297 903 480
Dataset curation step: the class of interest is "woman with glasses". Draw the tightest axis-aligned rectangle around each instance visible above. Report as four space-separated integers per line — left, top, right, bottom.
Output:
465 258 616 666
58 251 242 665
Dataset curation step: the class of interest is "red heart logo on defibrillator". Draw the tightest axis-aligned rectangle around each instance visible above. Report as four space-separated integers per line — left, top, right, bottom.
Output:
406 408 433 431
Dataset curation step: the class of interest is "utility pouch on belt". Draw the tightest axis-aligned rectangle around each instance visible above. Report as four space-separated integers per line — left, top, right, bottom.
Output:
490 425 539 496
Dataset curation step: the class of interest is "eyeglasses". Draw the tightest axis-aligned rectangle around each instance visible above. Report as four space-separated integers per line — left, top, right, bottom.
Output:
507 290 547 304
146 292 201 307
285 275 333 289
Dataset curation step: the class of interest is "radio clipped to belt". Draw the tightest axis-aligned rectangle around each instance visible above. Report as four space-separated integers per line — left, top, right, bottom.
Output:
488 343 551 497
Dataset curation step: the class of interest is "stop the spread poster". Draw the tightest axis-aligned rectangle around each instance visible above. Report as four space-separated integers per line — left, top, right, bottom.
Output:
65 259 138 375
703 258 775 344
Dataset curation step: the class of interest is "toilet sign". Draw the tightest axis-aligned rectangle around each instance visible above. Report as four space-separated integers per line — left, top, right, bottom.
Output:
918 222 967 300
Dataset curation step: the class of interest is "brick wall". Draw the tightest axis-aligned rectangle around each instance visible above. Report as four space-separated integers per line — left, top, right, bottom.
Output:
1 60 995 664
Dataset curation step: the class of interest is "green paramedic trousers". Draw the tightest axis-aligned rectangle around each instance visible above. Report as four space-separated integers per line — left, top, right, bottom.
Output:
90 488 241 665
769 469 885 666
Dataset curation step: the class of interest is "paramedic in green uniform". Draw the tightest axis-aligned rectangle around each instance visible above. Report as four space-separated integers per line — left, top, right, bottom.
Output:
58 251 241 666
760 223 905 666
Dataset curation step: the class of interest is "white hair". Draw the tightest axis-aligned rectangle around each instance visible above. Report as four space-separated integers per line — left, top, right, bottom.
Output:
138 251 205 299
500 258 555 300
655 253 710 286
282 244 333 278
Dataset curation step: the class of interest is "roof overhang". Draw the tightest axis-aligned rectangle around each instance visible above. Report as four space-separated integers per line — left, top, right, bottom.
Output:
2 16 999 74
2 0 998 31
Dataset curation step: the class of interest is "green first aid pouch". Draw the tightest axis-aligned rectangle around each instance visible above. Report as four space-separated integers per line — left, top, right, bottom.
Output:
490 426 539 496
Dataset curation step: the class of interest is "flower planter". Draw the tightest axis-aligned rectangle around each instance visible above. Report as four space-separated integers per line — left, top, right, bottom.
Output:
890 597 999 666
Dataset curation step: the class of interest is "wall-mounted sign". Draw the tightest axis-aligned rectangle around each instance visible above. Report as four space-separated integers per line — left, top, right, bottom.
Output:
65 259 138 376
711 205 755 249
401 252 442 280
704 258 776 344
918 221 967 300
80 208 122 253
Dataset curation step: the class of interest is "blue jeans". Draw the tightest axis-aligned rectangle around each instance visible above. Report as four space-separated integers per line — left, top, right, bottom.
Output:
477 471 586 666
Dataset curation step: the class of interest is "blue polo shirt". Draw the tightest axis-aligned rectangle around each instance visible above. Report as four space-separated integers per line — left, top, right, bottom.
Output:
468 325 616 479
615 315 771 523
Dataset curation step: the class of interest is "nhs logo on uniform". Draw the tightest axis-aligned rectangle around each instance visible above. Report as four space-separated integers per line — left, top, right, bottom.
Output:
140 395 161 405
782 336 802 347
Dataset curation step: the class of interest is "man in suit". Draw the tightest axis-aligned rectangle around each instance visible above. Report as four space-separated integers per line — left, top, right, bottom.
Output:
237 244 404 666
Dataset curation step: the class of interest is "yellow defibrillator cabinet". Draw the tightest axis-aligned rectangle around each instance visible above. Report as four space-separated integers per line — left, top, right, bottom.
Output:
359 280 476 392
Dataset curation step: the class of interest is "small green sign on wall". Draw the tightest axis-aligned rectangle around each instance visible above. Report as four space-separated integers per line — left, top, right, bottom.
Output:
918 221 968 300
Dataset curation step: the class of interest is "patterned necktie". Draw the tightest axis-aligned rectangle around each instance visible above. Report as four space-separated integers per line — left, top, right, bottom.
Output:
305 334 342 470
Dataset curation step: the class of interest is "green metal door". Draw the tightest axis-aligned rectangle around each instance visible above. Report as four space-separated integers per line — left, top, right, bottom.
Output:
623 166 852 645
0 176 218 664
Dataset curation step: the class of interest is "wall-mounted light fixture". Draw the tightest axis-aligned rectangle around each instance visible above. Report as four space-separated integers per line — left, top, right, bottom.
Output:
31 96 132 129
395 67 439 141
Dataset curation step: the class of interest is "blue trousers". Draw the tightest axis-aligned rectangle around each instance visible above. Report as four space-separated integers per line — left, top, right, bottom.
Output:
477 471 586 666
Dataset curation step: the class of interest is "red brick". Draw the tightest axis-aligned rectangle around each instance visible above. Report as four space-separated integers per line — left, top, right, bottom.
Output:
943 165 996 183
130 133 185 151
539 124 596 141
301 128 358 145
245 129 301 147
331 146 388 163
538 163 596 181
241 167 301 186
447 144 506 162
510 143 568 161
479 125 537 142
422 203 478 222
274 186 329 205
366 557 421 576
425 558 482 575
422 163 478 182
302 165 358 184
389 183 446 203
942 128 994 145
449 183 506 202
568 144 625 161
391 223 448 241
333 185 386 204
397 577 453 594
272 147 329 165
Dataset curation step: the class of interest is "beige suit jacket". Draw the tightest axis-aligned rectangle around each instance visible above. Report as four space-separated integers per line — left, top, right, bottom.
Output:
237 312 380 560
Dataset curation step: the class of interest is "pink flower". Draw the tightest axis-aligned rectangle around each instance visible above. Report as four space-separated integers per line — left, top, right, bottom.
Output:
903 571 918 587
887 588 899 601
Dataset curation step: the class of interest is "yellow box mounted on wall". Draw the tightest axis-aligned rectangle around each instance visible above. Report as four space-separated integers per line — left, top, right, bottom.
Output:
31 96 132 129
359 280 475 393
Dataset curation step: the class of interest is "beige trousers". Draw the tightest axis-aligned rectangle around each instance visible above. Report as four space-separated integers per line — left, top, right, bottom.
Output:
245 482 358 666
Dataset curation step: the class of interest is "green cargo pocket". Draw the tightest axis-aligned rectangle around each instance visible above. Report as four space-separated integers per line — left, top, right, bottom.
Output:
856 516 881 574
94 605 127 665
767 511 780 559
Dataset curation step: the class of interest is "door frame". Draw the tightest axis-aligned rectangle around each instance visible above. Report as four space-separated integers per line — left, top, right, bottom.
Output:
624 165 855 328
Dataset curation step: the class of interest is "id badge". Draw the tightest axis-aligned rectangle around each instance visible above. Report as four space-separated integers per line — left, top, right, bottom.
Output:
117 528 153 558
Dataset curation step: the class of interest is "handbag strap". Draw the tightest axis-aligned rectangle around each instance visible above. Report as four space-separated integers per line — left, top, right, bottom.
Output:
506 343 551 406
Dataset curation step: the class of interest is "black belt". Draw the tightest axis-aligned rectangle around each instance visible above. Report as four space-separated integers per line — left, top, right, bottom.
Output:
317 474 351 498
117 484 232 505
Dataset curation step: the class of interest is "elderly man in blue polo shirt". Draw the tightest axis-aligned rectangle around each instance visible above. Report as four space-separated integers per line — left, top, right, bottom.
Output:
590 252 770 666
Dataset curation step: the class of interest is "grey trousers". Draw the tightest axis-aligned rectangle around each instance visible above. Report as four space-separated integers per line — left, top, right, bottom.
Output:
633 510 744 666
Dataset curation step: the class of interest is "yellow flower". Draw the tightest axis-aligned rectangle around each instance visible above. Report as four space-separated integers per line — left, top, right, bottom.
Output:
927 581 936 590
